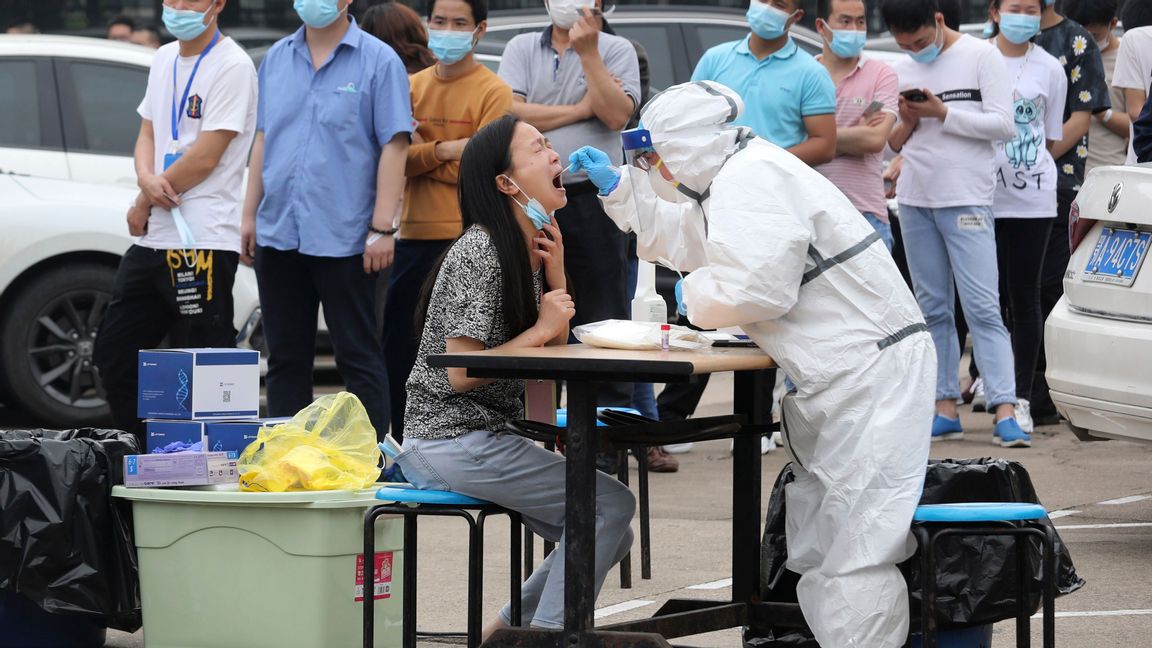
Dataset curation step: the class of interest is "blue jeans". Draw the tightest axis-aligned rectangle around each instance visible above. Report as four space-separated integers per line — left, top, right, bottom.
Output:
898 205 1016 409
862 212 894 252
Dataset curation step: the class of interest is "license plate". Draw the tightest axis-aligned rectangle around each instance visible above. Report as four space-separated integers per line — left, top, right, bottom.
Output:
1082 227 1152 287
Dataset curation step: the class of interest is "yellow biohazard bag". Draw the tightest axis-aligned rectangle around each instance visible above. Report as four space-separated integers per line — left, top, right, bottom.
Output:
238 392 383 492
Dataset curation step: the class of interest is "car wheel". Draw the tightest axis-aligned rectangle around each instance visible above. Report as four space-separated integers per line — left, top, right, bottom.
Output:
0 264 116 428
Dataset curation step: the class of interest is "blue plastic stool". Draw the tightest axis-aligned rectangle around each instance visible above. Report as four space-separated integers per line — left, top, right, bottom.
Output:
363 485 522 648
911 503 1056 648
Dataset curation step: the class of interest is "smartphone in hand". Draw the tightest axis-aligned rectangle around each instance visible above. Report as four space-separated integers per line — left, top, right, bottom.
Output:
863 100 886 117
900 89 929 103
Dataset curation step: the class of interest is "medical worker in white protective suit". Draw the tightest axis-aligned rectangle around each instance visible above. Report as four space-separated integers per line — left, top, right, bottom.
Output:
569 80 937 648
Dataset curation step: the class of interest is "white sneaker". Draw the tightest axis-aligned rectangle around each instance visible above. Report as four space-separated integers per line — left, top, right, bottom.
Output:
728 436 775 455
662 443 694 454
762 435 776 454
1015 398 1034 434
971 377 986 413
771 431 783 447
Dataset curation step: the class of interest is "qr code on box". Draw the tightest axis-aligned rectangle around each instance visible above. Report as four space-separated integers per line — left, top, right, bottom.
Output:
223 390 231 403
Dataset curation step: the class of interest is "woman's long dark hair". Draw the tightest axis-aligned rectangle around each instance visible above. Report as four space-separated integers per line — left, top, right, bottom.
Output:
415 115 539 340
360 2 436 74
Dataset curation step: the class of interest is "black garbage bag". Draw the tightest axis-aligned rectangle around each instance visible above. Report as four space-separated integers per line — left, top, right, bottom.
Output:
745 458 1085 646
0 428 142 632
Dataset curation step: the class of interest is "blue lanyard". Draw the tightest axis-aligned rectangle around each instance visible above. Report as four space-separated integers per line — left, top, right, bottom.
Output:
171 31 222 142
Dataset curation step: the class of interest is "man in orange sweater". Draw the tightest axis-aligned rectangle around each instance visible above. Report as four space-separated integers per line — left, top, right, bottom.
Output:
382 0 512 440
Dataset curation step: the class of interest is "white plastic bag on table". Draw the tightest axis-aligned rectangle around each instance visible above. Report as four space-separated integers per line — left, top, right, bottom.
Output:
572 319 713 351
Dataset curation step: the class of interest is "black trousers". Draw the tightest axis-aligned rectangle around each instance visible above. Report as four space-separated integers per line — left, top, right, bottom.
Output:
381 238 452 441
93 245 238 441
996 217 1055 399
1031 189 1075 416
557 184 632 407
254 246 390 439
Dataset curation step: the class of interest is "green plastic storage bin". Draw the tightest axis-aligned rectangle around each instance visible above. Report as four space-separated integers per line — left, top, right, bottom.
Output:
112 486 402 648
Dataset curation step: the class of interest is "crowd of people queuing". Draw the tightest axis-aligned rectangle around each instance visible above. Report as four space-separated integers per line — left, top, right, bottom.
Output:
85 0 1152 457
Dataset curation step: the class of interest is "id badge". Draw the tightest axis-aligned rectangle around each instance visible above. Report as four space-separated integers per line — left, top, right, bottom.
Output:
163 151 183 171
164 141 184 171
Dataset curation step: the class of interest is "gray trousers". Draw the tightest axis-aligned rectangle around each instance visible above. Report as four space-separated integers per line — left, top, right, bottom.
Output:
396 431 636 628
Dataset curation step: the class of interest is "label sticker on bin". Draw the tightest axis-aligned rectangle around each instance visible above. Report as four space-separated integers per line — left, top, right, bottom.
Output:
355 552 393 602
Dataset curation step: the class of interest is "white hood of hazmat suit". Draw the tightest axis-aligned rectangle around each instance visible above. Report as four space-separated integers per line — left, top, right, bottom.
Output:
600 80 937 648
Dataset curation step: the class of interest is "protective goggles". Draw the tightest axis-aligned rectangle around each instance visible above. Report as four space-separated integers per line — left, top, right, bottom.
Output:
621 127 656 170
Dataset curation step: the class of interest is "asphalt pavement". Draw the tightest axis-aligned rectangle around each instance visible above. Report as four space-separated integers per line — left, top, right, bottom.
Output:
14 371 1149 648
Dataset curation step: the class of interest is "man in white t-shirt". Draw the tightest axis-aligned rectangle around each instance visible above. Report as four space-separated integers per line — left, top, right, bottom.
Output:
93 0 257 442
882 0 1030 446
1109 2 1152 164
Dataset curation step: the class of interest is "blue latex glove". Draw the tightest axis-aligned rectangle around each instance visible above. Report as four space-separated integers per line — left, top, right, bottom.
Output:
569 146 620 195
674 278 687 316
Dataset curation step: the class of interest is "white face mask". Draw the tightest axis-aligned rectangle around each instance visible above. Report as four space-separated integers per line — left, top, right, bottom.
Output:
648 165 690 204
546 0 596 30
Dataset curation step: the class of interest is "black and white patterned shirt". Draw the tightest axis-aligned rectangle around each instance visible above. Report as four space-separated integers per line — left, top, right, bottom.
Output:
1036 17 1111 192
404 226 543 440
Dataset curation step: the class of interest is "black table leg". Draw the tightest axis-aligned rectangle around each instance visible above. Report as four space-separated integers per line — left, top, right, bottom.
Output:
731 369 773 603
564 379 600 637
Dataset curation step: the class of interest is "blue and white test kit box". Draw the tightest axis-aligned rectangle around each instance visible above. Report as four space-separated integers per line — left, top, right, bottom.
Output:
137 348 260 420
145 420 207 454
205 417 290 459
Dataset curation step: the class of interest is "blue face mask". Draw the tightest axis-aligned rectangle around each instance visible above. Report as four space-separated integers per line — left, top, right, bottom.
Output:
428 29 476 65
999 13 1041 44
1042 0 1055 6
982 21 995 39
909 25 944 64
825 27 866 58
746 2 795 41
162 2 215 41
503 177 553 230
294 0 344 29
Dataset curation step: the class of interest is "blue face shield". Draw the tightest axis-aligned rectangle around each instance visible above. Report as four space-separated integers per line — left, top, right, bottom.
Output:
621 126 655 168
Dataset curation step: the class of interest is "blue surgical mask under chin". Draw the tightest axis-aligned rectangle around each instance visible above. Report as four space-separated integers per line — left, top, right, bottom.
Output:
746 2 794 41
503 177 553 230
827 28 866 58
909 27 943 64
294 0 343 29
998 13 1041 45
428 29 476 65
163 5 214 41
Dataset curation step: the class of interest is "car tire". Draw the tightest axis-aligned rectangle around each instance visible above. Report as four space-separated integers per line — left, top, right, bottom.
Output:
0 264 117 428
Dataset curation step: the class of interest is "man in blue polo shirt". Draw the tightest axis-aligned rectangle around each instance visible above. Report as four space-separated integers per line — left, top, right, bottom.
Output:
241 0 412 439
692 0 837 165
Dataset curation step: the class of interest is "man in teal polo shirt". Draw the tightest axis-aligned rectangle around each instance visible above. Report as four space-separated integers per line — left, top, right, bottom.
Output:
692 0 837 166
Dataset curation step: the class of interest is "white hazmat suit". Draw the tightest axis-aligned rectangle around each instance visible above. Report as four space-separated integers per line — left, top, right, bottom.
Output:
599 81 937 648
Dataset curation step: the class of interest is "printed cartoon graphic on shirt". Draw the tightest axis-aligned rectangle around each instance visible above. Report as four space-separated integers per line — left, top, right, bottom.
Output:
1004 93 1046 170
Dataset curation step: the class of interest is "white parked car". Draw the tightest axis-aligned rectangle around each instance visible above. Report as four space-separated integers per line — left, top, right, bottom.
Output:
0 34 262 427
1045 164 1152 444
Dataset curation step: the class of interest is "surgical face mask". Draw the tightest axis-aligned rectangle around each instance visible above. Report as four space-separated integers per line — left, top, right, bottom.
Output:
1042 0 1055 6
908 24 944 64
162 1 216 41
998 13 1041 44
294 0 345 29
746 2 795 41
821 23 867 58
982 20 995 39
1094 32 1111 51
647 161 689 204
428 28 476 65
501 176 554 230
546 0 595 30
